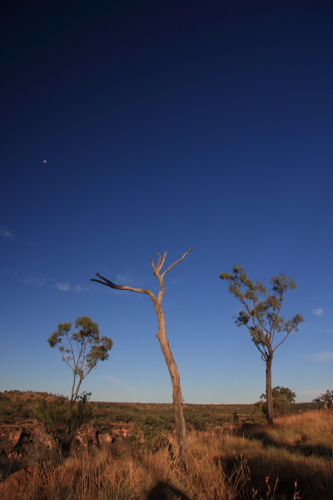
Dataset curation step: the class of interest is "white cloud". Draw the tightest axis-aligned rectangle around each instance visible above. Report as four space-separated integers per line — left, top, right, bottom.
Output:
25 276 45 287
304 352 333 362
72 284 90 292
56 282 90 292
103 375 137 394
0 225 13 239
56 282 71 291
115 272 142 286
116 274 127 283
312 308 324 316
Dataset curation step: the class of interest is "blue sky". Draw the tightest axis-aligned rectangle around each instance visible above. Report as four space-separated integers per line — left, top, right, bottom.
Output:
1 0 332 404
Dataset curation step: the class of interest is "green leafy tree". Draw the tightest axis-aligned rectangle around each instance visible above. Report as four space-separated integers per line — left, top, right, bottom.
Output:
260 386 296 415
48 316 113 404
220 265 303 424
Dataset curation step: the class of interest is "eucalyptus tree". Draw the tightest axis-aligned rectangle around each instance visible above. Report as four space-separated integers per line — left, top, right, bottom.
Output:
260 386 296 415
91 248 193 468
48 316 113 404
220 265 303 424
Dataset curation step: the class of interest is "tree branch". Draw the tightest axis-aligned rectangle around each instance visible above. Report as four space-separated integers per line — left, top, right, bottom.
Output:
162 248 193 277
159 252 167 271
64 333 76 371
91 273 156 301
273 332 291 352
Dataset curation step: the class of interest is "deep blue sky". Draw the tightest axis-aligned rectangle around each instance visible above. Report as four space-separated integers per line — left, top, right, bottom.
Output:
1 0 332 404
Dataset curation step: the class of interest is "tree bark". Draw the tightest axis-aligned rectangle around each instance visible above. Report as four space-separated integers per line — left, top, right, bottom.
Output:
154 302 188 469
266 353 274 425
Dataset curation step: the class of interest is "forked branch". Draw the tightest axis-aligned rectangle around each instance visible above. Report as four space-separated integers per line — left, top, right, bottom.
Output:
162 248 193 277
91 273 154 298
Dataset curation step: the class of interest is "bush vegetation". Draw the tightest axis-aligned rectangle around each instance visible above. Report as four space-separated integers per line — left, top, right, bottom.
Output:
33 392 94 456
0 390 317 426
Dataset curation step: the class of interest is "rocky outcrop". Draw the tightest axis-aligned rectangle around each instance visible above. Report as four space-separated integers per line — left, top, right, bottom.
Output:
0 424 39 459
0 421 134 498
0 422 133 459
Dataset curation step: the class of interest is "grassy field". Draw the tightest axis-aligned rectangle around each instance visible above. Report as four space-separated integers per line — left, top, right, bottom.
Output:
0 390 318 427
0 392 332 500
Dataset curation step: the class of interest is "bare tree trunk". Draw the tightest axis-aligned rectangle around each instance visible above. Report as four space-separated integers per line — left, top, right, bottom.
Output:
91 248 193 469
266 354 274 425
155 303 188 468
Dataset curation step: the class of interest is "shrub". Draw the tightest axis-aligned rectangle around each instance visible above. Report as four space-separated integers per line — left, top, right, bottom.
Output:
132 415 171 453
34 392 94 456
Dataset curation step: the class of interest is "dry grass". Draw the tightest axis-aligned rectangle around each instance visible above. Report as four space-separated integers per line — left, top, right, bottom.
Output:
1 410 332 500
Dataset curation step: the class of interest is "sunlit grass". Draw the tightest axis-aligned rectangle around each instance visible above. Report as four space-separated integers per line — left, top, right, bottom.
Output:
1 410 332 500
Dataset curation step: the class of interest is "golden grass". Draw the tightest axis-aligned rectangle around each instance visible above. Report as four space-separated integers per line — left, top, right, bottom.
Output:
2 410 332 500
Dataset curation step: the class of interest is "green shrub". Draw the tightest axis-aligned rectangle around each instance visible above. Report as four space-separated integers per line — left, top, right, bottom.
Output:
186 415 207 431
132 415 171 453
34 392 94 456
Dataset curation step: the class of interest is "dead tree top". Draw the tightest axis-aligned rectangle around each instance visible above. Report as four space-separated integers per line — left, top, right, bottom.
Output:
90 248 193 294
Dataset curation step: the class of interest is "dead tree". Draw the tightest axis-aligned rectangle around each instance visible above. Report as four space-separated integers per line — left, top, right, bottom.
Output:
91 248 193 468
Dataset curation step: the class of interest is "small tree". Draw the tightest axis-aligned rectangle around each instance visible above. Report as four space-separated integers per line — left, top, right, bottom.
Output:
220 265 303 424
260 386 296 415
48 316 113 404
322 390 332 403
91 249 193 469
313 390 333 407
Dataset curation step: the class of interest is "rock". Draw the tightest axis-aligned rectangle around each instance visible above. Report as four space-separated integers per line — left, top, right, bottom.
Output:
0 467 38 500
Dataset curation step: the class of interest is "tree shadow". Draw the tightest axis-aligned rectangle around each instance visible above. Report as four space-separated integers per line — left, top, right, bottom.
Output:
241 428 332 458
146 480 192 500
213 425 333 500
125 443 192 500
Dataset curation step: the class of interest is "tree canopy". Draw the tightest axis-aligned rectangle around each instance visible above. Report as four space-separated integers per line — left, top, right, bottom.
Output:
48 316 113 404
220 265 304 359
261 386 296 412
